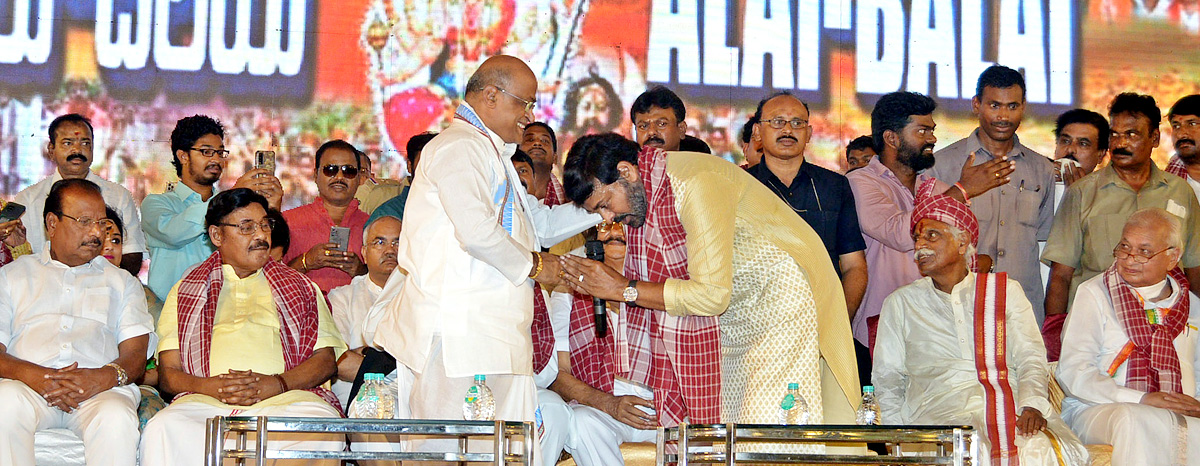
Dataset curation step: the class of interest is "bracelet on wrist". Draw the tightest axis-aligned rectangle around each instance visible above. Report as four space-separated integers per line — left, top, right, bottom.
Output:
528 252 544 279
274 374 289 393
301 253 310 272
104 362 128 387
954 182 972 205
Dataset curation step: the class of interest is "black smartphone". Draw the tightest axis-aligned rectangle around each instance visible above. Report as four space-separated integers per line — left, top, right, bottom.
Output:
0 202 25 223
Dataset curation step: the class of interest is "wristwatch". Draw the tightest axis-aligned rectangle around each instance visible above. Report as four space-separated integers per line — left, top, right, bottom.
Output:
105 363 128 386
623 280 639 304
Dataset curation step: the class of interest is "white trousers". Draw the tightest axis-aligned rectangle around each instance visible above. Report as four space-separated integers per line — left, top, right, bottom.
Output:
537 388 573 463
0 379 140 466
139 399 344 466
564 380 656 466
407 337 540 465
1067 402 1200 466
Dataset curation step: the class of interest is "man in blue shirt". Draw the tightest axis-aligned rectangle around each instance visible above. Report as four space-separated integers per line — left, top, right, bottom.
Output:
140 115 283 300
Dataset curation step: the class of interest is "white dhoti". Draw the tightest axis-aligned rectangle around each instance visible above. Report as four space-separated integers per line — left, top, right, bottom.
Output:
138 397 344 466
407 337 540 465
0 379 141 466
537 388 573 463
1065 402 1198 466
564 380 657 466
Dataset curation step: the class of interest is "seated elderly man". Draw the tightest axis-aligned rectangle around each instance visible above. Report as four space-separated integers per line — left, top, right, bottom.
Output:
0 179 153 466
874 180 1086 465
140 188 347 466
1057 208 1200 465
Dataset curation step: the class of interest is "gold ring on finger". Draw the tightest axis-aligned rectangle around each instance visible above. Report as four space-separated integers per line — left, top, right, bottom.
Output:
994 172 1000 178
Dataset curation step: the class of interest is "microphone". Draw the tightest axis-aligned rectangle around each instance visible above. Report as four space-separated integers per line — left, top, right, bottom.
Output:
584 240 607 338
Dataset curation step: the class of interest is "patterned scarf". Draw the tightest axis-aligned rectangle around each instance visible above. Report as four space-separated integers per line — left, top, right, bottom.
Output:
530 180 565 372
912 179 980 271
620 146 721 426
567 291 616 393
972 272 1019 465
1105 263 1190 393
1167 155 1190 180
176 252 342 412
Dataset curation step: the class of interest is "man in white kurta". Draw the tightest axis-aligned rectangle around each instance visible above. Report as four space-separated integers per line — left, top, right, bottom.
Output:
371 56 598 464
1057 208 1200 465
874 180 1086 465
0 179 153 466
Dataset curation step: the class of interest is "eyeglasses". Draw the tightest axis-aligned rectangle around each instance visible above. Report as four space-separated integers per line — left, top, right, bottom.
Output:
321 164 360 178
764 117 810 130
218 218 276 235
368 238 401 248
1113 243 1174 264
634 119 674 133
57 213 108 229
596 221 625 234
496 86 536 113
191 147 231 159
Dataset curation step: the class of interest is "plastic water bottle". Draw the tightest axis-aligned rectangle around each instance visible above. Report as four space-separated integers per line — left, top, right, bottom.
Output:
373 374 396 419
777 382 811 425
856 385 882 425
462 374 496 421
351 373 380 419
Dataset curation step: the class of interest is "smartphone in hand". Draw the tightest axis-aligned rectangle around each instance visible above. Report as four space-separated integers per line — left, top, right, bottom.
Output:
254 150 276 175
0 202 25 223
329 226 351 252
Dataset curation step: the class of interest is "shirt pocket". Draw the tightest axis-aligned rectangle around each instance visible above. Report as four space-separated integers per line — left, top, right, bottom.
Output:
81 288 111 325
1016 189 1042 227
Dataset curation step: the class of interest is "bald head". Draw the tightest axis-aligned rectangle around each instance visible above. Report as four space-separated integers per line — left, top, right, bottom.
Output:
464 55 538 144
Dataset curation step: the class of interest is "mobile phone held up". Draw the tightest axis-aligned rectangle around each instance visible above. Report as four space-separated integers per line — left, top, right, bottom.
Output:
0 202 25 223
329 226 351 252
255 150 276 175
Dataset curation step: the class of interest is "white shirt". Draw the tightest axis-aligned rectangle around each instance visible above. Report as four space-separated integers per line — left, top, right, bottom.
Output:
1186 174 1200 204
873 273 1054 425
0 247 155 369
328 274 385 408
1056 273 1200 422
14 170 147 255
373 104 599 378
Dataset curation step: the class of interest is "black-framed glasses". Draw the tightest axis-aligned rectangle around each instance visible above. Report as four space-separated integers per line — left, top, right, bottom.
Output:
764 117 810 130
1113 243 1174 264
321 164 360 178
190 147 231 159
57 213 108 229
495 86 536 113
218 218 276 235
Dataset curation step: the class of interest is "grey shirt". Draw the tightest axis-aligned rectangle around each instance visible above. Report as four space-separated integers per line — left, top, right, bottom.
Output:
929 129 1057 323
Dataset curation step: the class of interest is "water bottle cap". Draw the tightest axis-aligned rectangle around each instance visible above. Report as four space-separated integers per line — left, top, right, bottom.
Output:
787 382 799 390
474 374 486 383
863 385 874 394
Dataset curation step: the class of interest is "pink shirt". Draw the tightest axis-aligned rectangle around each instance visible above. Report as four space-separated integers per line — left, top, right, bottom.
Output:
282 199 369 293
846 158 948 346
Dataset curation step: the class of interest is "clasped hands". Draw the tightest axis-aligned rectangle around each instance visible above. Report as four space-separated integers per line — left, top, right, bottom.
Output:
211 369 287 406
545 254 627 302
35 363 117 413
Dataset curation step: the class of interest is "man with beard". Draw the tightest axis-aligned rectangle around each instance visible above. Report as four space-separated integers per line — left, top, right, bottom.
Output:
562 73 623 137
142 115 283 301
874 180 1087 465
630 87 686 152
520 122 565 202
847 91 1011 354
16 114 148 276
1043 93 1200 361
0 179 154 466
140 189 346 466
927 65 1057 324
284 140 369 293
1165 95 1200 200
558 133 861 435
746 92 870 383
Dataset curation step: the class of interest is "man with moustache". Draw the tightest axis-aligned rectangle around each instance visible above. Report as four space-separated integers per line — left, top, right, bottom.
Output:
284 140 369 293
15 114 148 276
520 122 565 202
1165 95 1200 200
559 133 861 434
140 189 346 466
631 87 687 152
927 65 1057 324
142 115 283 301
874 181 1087 465
0 179 154 466
1056 209 1200 465
844 136 875 173
848 91 1011 353
746 92 870 383
370 56 598 463
1043 92 1200 360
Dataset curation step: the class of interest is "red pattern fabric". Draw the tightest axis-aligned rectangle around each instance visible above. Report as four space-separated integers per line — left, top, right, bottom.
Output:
567 291 615 393
1167 155 1190 179
620 146 721 426
1105 263 1190 393
912 178 980 271
529 178 565 372
0 243 11 268
972 272 1018 464
175 252 342 412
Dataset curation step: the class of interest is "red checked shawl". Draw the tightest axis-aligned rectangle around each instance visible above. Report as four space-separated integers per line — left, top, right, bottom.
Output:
175 252 342 412
1105 263 1190 393
617 146 721 426
1167 155 1189 179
